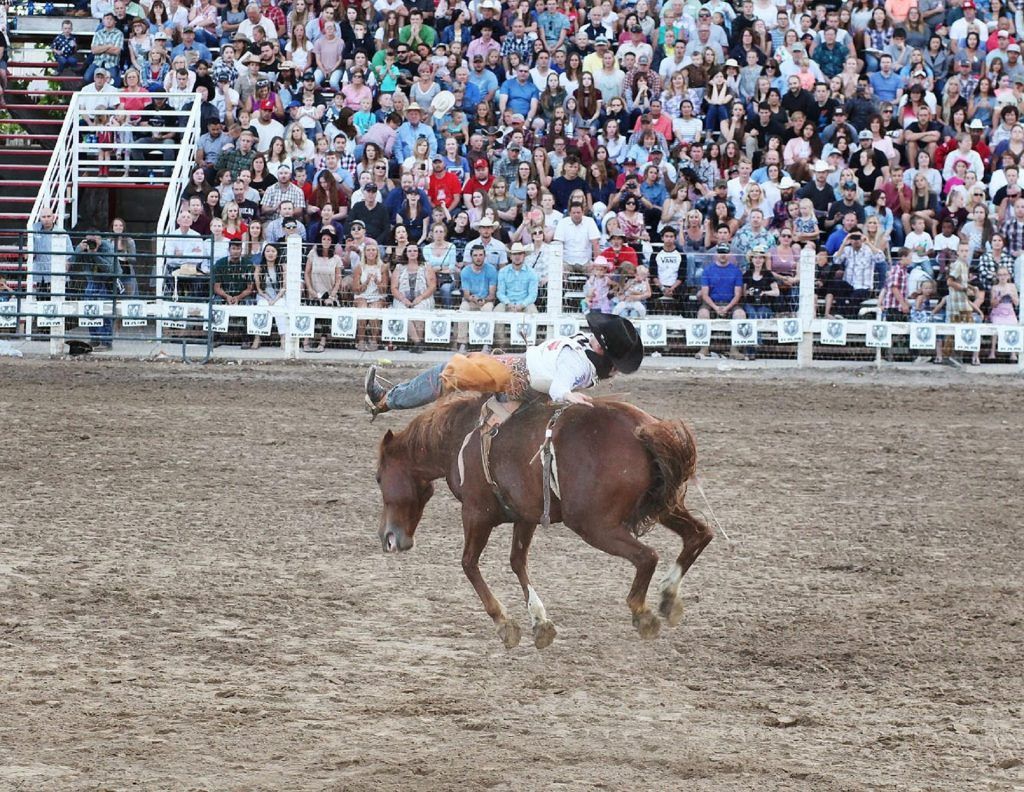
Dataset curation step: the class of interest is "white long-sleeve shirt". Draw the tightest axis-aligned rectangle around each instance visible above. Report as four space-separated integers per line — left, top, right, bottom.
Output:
525 334 598 401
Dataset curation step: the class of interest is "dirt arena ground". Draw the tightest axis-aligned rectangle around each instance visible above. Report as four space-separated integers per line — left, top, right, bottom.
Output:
1 359 1022 791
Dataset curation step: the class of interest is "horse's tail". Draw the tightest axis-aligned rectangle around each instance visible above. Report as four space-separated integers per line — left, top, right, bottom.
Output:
633 419 698 530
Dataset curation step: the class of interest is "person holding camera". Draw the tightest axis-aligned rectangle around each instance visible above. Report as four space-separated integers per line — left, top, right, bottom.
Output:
71 230 121 350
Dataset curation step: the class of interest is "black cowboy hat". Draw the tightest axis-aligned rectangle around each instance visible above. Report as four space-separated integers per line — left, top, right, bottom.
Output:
586 313 643 374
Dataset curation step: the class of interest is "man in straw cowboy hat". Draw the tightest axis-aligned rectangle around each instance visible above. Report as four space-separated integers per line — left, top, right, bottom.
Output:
364 313 644 417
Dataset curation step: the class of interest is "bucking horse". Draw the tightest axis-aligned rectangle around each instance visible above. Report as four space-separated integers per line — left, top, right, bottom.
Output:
374 393 712 649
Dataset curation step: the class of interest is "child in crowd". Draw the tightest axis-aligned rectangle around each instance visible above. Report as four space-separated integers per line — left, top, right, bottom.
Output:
908 277 948 362
793 198 819 245
584 257 615 314
375 92 395 122
352 96 376 136
294 91 323 134
988 266 1020 361
613 263 652 318
52 20 79 74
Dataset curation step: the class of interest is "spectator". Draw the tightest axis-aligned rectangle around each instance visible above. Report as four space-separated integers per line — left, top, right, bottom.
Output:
553 202 600 273
613 263 652 319
826 228 885 318
494 242 539 345
390 244 437 353
304 228 343 351
261 165 307 220
265 201 306 243
212 238 255 306
353 239 388 352
696 243 747 360
86 13 125 86
110 217 138 296
71 230 120 349
29 208 74 298
52 20 80 74
742 248 780 320
348 184 390 240
583 256 615 314
454 244 498 353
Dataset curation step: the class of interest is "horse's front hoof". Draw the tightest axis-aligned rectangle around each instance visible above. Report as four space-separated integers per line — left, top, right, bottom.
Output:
633 608 661 639
533 619 557 650
497 619 521 649
659 594 684 627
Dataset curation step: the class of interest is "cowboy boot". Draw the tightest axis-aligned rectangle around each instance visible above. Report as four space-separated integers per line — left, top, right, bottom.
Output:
364 365 390 417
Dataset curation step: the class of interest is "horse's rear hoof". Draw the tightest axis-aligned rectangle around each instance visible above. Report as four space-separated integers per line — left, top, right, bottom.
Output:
633 609 661 639
533 619 557 650
659 594 684 627
498 619 521 649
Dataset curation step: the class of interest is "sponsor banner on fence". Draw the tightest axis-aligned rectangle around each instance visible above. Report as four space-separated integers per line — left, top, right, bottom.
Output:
205 306 229 333
120 301 148 327
78 301 105 328
331 312 357 339
291 313 315 338
555 320 579 338
686 320 711 346
248 310 273 336
820 318 847 346
382 317 409 343
162 303 188 329
641 320 666 348
997 325 1023 354
954 324 981 353
776 317 801 344
731 319 757 347
467 319 493 346
509 318 536 347
865 322 892 348
0 302 17 328
37 301 63 328
424 318 452 345
908 323 936 350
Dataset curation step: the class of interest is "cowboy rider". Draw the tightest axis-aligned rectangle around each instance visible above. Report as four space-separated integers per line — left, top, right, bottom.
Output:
364 312 644 417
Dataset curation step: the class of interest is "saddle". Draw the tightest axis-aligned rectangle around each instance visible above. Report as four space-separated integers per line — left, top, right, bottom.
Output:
457 397 565 526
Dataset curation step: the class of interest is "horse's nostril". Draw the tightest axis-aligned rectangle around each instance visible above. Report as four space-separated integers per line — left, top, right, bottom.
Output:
385 532 398 552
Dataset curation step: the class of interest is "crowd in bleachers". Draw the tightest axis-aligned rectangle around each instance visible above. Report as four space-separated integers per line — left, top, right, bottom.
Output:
25 0 1024 358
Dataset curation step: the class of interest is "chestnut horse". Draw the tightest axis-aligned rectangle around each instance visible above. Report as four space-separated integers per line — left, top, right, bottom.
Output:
374 394 713 649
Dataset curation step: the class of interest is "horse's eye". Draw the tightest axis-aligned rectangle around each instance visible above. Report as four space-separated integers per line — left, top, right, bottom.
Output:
375 473 382 484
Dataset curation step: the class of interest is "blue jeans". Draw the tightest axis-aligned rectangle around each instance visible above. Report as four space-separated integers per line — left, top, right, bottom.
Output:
386 363 445 409
704 104 729 134
83 62 122 87
85 277 113 344
744 303 774 319
55 55 78 72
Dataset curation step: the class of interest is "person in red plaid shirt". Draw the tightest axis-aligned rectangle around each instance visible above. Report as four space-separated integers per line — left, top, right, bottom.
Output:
879 248 912 320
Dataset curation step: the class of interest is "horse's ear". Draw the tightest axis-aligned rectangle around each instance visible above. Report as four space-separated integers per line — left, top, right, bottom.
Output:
382 429 394 445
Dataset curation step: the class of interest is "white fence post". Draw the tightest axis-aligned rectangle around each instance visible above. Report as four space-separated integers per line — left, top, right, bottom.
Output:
284 235 302 359
49 239 66 358
546 241 564 339
797 248 816 367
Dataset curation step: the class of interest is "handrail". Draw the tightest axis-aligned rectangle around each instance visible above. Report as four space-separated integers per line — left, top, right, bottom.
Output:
155 99 203 301
27 93 79 234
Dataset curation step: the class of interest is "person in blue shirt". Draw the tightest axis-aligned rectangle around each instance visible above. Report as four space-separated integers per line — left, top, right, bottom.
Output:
494 242 539 346
638 164 669 221
455 244 499 352
498 64 541 124
536 0 570 50
695 242 747 359
170 27 213 65
468 55 500 103
394 104 439 163
867 54 903 103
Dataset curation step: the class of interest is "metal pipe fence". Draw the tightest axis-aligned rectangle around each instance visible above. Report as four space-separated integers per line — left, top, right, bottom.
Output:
2 231 1022 369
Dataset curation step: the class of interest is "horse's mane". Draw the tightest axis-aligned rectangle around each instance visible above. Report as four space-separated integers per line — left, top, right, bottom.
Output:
393 393 485 456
